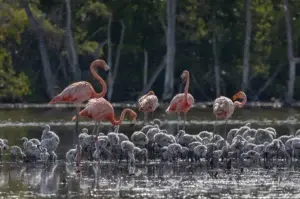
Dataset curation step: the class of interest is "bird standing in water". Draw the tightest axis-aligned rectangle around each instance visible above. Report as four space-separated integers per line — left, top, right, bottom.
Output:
49 59 109 169
213 91 247 139
166 70 194 131
138 91 159 124
49 59 109 135
72 97 137 128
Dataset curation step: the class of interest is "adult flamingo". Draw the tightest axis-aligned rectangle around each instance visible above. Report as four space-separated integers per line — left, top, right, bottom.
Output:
49 59 109 134
138 90 159 124
213 91 247 139
72 97 137 128
166 70 194 131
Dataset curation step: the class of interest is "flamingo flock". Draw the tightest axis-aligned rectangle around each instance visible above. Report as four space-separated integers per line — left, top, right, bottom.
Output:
4 58 279 174
6 121 300 173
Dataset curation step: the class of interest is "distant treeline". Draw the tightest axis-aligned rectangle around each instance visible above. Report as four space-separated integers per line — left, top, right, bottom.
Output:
1 0 300 104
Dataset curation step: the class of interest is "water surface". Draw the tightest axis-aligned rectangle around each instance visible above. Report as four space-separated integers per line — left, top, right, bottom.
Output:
1 105 300 198
1 162 300 198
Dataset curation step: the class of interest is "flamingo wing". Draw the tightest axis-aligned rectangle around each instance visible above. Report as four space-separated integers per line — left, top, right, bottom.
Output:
77 98 113 121
213 96 234 119
166 93 184 113
50 81 94 104
139 95 159 112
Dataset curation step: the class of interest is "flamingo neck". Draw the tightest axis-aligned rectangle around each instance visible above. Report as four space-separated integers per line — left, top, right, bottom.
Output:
110 108 132 126
233 93 247 108
147 91 155 96
90 60 107 98
184 72 190 103
144 91 155 99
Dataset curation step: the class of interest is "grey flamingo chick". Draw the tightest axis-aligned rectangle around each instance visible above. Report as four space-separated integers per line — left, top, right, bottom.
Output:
10 146 26 162
131 131 149 149
242 128 257 139
134 147 148 163
121 141 135 166
22 137 41 149
167 143 183 162
39 137 59 161
40 148 50 164
193 145 207 162
41 125 60 144
66 148 77 163
241 150 260 167
176 130 197 147
227 128 239 144
254 129 273 145
24 142 40 162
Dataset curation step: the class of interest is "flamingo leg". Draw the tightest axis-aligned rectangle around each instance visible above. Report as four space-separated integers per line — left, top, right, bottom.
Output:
114 125 120 134
96 122 100 134
213 118 217 139
177 112 181 132
75 105 80 136
224 119 228 140
144 112 148 124
183 112 187 130
92 121 97 135
151 111 154 123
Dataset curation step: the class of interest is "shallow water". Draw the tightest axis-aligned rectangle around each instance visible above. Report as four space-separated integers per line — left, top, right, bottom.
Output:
1 105 300 198
1 161 300 198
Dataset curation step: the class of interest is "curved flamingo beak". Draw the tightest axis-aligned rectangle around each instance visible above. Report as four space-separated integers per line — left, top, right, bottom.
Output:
104 64 110 71
148 91 155 95
180 73 186 81
232 91 245 101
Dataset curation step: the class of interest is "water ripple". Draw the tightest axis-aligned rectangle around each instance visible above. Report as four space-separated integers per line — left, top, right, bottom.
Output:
0 101 292 109
0 119 299 128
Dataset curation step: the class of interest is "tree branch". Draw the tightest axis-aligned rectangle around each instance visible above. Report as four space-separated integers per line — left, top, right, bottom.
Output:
143 49 148 88
190 73 210 100
253 64 283 100
159 15 167 34
107 19 125 100
107 14 113 67
140 54 167 95
65 0 80 81
242 0 252 91
112 20 125 83
294 57 300 64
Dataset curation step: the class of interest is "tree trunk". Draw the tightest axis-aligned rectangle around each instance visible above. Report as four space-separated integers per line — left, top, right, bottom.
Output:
38 34 56 98
20 0 56 98
141 55 167 95
242 0 252 91
65 0 80 81
253 65 283 101
190 73 210 100
212 31 221 97
60 56 69 82
143 49 148 89
107 14 113 100
162 0 176 100
283 0 299 104
107 20 125 100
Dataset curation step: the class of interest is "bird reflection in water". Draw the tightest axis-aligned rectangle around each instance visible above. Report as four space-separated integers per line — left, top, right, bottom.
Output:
0 165 12 188
65 162 151 196
22 164 43 187
39 162 60 196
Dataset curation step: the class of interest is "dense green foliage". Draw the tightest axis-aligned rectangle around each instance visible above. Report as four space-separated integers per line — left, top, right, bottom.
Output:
0 0 300 103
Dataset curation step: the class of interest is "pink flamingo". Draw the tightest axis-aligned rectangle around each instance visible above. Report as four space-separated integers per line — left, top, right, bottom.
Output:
138 90 159 123
72 97 137 127
166 70 194 131
49 59 109 134
213 91 247 139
